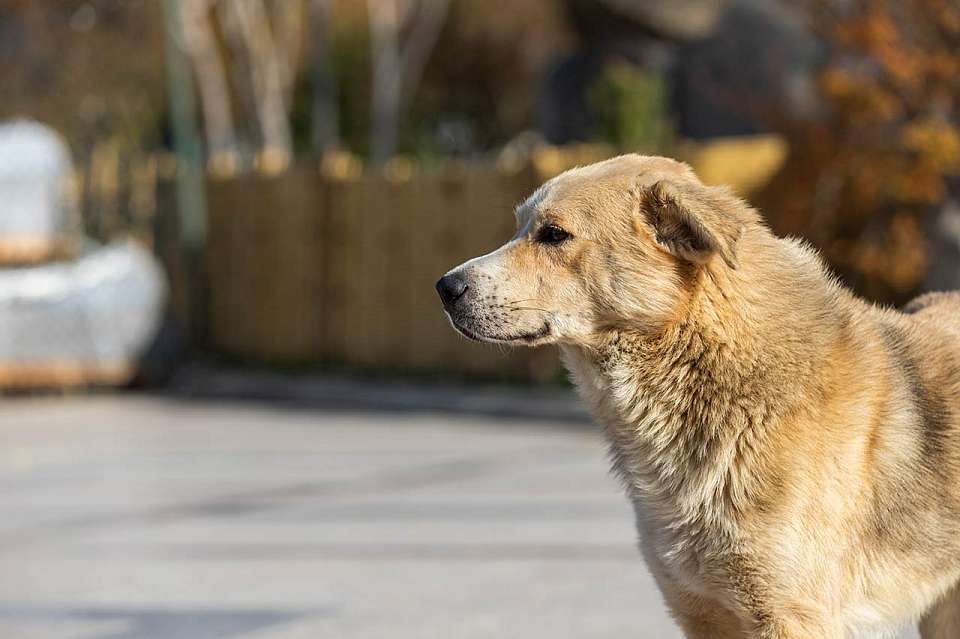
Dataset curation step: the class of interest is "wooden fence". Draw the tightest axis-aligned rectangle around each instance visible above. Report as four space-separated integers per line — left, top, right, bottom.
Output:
205 161 562 381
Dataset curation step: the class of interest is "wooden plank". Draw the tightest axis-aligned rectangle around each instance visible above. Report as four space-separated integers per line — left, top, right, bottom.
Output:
352 175 388 369
244 176 273 359
252 169 321 362
320 173 363 367
247 174 293 362
307 172 327 360
377 173 417 371
291 168 324 361
204 177 231 354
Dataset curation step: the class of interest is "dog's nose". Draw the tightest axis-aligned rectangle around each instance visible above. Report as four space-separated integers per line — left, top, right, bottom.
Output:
436 273 468 307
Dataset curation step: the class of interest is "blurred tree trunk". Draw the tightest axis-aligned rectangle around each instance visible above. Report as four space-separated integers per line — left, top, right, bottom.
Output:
368 0 451 166
220 0 293 173
180 0 238 176
270 0 305 108
309 0 340 155
368 0 402 167
925 180 960 292
398 0 451 111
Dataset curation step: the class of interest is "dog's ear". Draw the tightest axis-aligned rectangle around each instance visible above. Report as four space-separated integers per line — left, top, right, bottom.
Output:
640 180 741 270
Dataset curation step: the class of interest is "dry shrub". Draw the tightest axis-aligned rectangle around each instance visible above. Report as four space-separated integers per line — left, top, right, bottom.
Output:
759 0 960 304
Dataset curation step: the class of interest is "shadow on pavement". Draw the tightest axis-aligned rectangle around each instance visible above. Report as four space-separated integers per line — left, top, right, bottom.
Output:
164 363 591 427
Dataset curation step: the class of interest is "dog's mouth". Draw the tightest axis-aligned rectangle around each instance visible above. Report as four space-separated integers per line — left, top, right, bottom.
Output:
447 315 551 345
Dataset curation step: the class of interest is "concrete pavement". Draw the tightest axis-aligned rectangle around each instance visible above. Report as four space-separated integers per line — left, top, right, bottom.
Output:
0 380 919 638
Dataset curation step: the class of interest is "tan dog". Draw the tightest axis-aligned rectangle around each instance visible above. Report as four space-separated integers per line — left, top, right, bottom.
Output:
435 154 960 638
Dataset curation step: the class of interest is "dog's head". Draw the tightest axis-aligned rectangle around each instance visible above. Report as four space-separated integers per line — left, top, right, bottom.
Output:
436 154 748 347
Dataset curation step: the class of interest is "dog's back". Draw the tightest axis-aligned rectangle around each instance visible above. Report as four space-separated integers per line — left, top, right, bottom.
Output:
901 291 960 399
905 290 960 318
900 289 960 468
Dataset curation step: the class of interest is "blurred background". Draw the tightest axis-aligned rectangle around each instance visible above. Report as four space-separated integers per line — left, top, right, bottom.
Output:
0 0 954 637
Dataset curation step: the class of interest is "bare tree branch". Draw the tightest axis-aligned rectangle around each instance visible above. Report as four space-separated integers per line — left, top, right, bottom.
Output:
399 0 451 111
180 0 238 175
367 0 451 166
270 0 305 107
219 0 293 173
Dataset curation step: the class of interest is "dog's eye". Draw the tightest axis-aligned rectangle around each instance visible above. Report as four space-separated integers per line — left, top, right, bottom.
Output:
537 225 571 245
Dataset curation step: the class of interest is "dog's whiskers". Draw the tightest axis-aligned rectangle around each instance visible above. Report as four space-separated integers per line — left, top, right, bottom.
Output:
495 300 550 313
505 306 550 313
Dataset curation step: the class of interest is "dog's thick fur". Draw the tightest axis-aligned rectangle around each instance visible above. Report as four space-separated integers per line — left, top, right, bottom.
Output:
437 155 960 638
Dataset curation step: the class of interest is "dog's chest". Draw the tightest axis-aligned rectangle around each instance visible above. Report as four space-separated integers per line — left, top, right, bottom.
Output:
563 345 732 500
631 499 733 596
562 345 744 591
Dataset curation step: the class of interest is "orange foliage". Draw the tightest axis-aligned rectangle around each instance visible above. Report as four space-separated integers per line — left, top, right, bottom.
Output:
761 0 960 303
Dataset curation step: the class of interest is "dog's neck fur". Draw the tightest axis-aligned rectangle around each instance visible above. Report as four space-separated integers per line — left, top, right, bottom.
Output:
562 229 849 534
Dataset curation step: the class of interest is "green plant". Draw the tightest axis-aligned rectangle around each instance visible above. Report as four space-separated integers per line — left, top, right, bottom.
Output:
588 62 673 153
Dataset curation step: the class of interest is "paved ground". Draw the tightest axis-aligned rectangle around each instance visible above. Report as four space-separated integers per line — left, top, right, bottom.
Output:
0 377 919 638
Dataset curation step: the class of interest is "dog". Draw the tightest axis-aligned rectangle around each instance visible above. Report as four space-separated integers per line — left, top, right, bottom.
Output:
436 154 960 638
